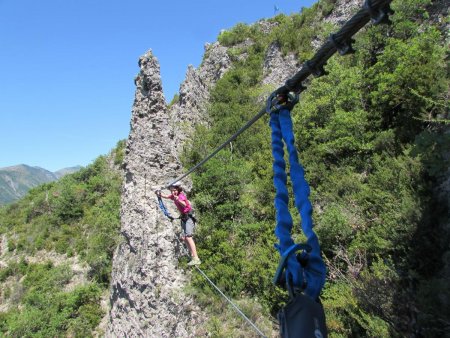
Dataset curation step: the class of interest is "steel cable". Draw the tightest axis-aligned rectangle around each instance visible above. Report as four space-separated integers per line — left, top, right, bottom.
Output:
166 0 393 186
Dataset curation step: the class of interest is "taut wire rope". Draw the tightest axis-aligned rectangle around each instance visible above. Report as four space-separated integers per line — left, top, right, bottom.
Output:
173 235 267 337
166 0 393 187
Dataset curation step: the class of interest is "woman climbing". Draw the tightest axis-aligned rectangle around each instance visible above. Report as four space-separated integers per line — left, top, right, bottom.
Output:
156 182 201 266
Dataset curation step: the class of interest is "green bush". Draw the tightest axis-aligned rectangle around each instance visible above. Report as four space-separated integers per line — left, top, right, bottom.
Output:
0 144 122 336
0 260 104 337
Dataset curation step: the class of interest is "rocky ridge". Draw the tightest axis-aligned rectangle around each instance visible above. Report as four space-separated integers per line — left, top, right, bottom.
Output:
107 44 233 336
107 51 199 337
168 42 232 157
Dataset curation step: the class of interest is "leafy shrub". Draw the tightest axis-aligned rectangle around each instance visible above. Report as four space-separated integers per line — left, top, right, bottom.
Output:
0 144 122 335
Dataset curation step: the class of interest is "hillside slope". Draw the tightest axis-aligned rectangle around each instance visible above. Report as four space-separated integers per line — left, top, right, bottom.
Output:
0 165 57 205
0 142 124 337
110 0 449 336
0 165 81 205
0 0 447 337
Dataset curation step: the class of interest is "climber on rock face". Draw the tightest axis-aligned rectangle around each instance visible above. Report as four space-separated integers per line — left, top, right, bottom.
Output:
156 182 201 266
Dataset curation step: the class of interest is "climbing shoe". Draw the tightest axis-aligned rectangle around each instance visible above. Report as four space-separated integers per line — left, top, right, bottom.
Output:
187 257 201 266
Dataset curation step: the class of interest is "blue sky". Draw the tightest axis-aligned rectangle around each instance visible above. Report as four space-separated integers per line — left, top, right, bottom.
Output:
0 0 316 172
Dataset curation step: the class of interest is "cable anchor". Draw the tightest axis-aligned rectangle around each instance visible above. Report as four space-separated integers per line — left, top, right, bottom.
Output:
364 0 394 25
329 34 355 56
305 60 328 77
266 91 299 114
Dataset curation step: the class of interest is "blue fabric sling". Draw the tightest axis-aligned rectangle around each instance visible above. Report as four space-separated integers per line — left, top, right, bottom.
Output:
269 106 326 300
157 195 174 221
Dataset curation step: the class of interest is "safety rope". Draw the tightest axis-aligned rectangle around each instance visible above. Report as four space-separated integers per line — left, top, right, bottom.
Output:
194 267 267 337
166 108 267 188
172 234 267 337
167 0 393 187
157 195 175 221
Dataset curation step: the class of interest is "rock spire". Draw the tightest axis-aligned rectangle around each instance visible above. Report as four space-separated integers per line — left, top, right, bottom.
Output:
106 51 206 337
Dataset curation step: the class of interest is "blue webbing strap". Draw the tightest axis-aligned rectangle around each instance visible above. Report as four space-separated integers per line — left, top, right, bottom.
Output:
157 195 174 221
270 108 326 300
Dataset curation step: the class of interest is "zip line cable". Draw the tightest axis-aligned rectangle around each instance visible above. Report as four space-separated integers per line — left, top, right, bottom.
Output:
166 108 267 188
166 0 393 188
194 266 267 338
172 234 267 337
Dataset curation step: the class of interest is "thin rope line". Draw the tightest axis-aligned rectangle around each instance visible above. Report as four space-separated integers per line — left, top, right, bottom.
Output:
173 235 266 337
194 266 267 338
166 107 266 188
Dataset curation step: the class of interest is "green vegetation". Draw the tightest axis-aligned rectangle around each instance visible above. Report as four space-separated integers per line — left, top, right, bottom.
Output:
184 0 449 336
0 140 125 337
0 261 103 337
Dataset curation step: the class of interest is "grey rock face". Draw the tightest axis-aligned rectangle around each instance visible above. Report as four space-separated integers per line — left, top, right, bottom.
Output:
108 41 231 336
310 0 360 50
107 50 206 337
168 42 231 156
262 42 299 88
257 20 279 35
323 0 361 26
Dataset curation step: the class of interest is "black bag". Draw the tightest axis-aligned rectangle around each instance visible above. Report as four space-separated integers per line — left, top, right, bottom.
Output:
187 210 197 223
181 210 197 223
278 293 327 338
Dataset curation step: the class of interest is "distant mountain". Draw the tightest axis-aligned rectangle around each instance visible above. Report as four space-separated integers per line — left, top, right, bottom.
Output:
0 164 81 205
54 166 82 179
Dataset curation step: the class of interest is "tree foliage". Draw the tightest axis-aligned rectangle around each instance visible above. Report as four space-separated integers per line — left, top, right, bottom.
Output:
0 140 124 336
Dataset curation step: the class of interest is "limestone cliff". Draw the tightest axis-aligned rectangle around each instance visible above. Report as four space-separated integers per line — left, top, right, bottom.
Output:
168 42 231 157
107 43 232 336
262 42 299 87
107 51 205 337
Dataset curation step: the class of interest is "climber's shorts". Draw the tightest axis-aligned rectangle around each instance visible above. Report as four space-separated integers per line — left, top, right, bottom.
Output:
181 216 195 237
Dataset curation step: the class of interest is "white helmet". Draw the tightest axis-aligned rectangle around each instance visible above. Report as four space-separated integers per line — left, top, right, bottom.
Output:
168 181 182 191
